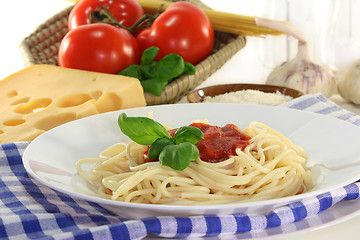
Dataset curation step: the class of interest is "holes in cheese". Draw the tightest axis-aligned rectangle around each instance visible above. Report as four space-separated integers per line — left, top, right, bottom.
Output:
14 98 52 114
3 119 26 126
57 94 92 108
0 65 146 143
7 90 18 98
11 97 31 106
90 90 103 100
95 93 122 113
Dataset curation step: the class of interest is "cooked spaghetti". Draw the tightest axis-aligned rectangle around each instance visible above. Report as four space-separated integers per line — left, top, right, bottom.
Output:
76 121 313 205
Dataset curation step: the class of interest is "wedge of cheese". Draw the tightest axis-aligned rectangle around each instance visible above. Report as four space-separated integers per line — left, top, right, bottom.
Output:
0 64 146 143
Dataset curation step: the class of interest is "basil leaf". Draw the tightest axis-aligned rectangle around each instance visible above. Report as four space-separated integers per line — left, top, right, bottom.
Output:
118 64 143 81
141 47 159 65
148 137 175 160
184 62 196 75
159 142 199 170
174 126 204 144
141 78 168 96
141 63 157 79
118 113 171 145
155 53 184 80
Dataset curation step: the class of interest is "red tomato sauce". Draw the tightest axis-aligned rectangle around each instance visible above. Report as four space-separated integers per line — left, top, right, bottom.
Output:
169 123 251 163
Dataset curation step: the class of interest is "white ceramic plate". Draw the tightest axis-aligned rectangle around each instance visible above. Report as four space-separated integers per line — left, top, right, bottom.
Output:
23 103 360 219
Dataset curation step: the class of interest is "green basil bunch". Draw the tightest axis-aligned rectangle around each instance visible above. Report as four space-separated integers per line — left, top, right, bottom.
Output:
118 47 196 96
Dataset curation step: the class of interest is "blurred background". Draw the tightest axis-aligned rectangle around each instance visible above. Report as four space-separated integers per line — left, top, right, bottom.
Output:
1 0 359 95
1 0 359 76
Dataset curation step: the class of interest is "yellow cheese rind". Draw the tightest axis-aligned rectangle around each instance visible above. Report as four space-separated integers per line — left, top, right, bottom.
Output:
0 64 146 143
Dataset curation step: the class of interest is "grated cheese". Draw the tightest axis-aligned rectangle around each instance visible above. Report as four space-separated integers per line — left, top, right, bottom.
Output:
202 89 293 106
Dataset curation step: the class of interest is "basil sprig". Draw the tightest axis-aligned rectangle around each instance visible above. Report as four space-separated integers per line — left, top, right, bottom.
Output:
118 47 196 96
118 113 204 170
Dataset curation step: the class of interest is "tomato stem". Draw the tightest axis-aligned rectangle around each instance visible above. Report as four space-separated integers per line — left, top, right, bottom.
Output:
127 13 157 34
90 5 161 36
90 6 130 30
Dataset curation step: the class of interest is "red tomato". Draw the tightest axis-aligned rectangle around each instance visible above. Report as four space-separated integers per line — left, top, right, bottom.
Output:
58 23 140 74
68 0 144 31
136 2 215 65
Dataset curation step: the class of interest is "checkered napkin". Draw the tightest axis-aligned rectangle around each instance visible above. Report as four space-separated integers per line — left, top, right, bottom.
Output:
1 93 360 240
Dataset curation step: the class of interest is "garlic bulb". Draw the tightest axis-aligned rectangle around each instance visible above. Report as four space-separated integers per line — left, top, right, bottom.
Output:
255 17 336 97
266 41 336 97
337 59 360 104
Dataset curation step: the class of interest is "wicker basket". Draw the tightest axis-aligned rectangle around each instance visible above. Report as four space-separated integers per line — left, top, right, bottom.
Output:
20 0 246 105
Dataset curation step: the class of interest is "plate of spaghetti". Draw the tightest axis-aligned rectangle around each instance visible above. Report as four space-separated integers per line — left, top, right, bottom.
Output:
23 103 360 219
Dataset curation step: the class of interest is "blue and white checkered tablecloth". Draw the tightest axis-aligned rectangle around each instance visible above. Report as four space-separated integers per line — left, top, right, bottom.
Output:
1 93 360 240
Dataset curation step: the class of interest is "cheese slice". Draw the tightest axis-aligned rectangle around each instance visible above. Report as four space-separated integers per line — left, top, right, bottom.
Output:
0 64 146 143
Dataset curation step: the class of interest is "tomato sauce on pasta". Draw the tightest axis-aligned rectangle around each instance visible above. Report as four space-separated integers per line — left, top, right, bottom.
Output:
169 123 250 162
